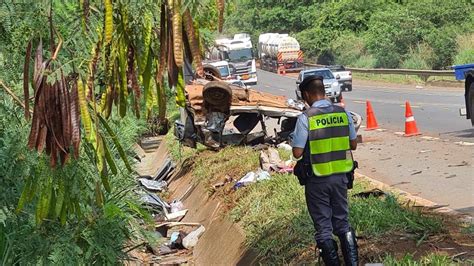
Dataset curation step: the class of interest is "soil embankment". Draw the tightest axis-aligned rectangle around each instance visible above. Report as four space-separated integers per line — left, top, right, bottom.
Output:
167 170 257 265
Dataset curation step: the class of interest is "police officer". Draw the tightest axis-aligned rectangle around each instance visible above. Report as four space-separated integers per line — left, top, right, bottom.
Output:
291 75 359 265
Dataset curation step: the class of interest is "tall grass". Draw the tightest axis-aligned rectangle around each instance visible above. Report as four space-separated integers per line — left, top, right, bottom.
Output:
229 172 443 264
454 33 474 65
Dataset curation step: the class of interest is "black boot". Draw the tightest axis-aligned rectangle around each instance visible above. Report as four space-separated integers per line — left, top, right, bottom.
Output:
338 229 359 266
317 239 340 266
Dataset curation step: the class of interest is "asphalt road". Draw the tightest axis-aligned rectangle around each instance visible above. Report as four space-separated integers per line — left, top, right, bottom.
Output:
255 69 474 141
255 69 474 216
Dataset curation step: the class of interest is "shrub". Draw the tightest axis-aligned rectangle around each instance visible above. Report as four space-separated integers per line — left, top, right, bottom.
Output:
331 32 367 66
401 43 434 70
353 55 377 68
424 25 459 69
454 33 474 65
0 93 149 264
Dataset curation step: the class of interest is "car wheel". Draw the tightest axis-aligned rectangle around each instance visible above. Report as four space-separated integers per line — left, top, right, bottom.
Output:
348 85 352 91
469 82 474 125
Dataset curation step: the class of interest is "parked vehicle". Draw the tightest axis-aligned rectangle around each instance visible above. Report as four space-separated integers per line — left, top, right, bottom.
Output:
328 65 352 91
258 33 303 73
295 68 342 102
207 33 257 86
453 63 474 125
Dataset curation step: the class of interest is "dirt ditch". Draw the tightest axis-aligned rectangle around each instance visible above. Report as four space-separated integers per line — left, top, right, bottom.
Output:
132 137 474 265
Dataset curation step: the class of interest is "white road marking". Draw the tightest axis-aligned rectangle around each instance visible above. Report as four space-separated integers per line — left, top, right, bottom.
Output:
421 136 440 141
352 100 365 104
455 141 474 146
400 104 421 108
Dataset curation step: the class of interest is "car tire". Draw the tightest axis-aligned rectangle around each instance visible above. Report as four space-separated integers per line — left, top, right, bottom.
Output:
348 85 352 91
469 82 474 125
203 81 232 113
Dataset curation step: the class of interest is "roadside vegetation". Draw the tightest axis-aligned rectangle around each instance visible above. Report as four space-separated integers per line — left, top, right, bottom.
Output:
225 0 474 69
0 0 223 263
0 95 149 263
166 134 473 264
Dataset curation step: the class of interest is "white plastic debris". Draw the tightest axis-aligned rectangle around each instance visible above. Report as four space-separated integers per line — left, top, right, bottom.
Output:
256 169 271 181
170 200 184 213
183 225 206 249
165 209 188 221
235 171 257 187
277 142 292 151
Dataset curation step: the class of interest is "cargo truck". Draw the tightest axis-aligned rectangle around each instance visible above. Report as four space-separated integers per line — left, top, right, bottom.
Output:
453 63 474 125
206 34 257 86
258 33 303 73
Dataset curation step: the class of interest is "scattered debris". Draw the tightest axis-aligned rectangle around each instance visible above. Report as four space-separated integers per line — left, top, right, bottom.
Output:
165 209 188 221
445 174 457 179
411 170 423 175
156 222 202 229
380 157 392 161
277 142 292 151
183 225 206 249
139 178 167 191
140 193 170 210
353 188 386 198
170 200 184 213
212 175 233 189
454 141 474 146
234 170 271 189
158 245 178 255
391 181 411 186
419 150 431 153
448 161 469 167
169 231 187 249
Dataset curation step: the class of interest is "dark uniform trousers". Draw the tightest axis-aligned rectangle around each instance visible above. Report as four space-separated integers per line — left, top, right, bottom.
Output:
304 173 350 243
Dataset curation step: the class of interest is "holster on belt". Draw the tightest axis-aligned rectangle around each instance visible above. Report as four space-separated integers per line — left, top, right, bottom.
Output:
346 161 358 189
294 159 313 186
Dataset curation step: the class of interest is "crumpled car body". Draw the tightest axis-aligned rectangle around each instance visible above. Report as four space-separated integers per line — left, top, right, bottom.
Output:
174 79 360 149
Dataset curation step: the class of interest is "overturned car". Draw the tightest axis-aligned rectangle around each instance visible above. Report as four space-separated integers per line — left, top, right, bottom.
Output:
174 79 361 149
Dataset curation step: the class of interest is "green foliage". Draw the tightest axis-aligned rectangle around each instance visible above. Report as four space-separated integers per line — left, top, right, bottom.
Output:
331 32 367 66
0 93 148 263
401 43 434 70
382 253 453 266
229 170 444 264
226 0 474 69
454 33 474 65
349 194 443 237
424 25 459 69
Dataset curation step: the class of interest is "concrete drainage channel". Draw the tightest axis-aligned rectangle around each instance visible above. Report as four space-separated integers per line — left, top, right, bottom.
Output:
132 136 257 265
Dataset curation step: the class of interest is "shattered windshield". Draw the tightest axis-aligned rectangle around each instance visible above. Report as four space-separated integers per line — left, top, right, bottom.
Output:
228 48 253 61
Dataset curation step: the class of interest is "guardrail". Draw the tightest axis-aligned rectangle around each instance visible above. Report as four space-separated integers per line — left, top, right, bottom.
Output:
303 63 454 81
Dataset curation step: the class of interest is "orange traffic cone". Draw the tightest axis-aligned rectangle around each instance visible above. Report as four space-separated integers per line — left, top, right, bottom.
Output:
365 100 379 130
404 101 421 137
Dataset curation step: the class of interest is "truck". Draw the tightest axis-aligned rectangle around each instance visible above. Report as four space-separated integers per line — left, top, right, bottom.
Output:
452 63 474 125
206 34 258 86
258 33 303 73
327 65 352 91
